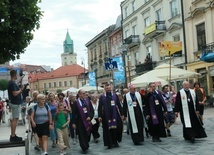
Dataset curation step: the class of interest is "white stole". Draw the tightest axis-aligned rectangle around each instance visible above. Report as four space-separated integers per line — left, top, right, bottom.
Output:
180 89 196 128
126 92 147 133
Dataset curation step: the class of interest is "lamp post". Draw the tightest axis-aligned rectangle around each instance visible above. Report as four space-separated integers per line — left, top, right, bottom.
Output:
81 57 86 85
121 44 128 88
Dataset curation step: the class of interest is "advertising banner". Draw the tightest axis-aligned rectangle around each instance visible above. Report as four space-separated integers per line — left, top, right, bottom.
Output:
88 71 96 86
159 41 182 57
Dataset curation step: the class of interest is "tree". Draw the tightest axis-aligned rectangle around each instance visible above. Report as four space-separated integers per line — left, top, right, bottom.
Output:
0 79 8 98
0 0 43 64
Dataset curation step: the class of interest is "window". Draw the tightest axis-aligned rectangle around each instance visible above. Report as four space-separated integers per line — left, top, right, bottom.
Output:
173 35 180 41
70 81 73 86
132 25 137 35
48 83 51 88
134 52 139 65
196 23 206 50
144 17 150 27
132 0 136 12
156 9 162 21
54 82 56 88
125 7 128 17
44 83 46 89
170 0 178 18
125 30 129 38
147 46 152 60
127 55 131 61
64 81 67 87
59 82 62 87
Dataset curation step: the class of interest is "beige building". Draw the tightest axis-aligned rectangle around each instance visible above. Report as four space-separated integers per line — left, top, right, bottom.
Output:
121 0 185 81
85 25 115 86
29 64 86 94
185 0 214 94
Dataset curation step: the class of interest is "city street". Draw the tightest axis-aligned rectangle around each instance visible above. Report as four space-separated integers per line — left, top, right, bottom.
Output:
1 108 214 155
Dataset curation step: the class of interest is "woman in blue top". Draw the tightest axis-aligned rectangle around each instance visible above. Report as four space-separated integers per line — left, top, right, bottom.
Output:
48 92 58 148
31 94 53 155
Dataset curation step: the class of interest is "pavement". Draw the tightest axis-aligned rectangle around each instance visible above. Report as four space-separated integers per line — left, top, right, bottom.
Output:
1 108 214 155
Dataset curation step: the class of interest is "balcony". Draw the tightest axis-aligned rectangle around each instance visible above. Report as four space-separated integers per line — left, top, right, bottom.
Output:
193 42 214 61
124 35 140 49
135 61 156 74
144 21 166 39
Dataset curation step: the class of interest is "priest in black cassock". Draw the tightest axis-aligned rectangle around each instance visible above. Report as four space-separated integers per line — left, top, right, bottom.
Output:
145 82 167 142
98 83 124 149
72 89 94 153
174 81 207 143
123 84 147 145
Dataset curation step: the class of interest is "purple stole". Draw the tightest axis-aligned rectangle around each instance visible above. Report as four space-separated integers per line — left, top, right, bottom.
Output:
149 90 166 124
77 98 92 136
102 94 117 129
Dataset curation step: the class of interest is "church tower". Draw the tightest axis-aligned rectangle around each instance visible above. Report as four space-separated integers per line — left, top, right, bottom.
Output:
61 31 77 66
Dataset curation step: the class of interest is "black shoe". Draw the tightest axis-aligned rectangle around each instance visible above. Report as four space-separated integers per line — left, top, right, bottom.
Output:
157 138 162 142
2 121 5 123
167 132 172 137
108 146 112 149
190 137 195 143
10 135 22 142
115 142 119 147
152 138 158 142
34 145 41 151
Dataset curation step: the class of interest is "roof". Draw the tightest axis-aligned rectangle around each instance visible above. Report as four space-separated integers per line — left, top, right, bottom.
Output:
64 31 73 44
22 64 47 73
29 64 86 82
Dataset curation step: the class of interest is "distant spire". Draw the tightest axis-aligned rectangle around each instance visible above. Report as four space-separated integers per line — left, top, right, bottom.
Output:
63 30 74 53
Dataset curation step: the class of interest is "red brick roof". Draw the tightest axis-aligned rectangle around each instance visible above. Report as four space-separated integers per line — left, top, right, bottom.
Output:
29 64 86 82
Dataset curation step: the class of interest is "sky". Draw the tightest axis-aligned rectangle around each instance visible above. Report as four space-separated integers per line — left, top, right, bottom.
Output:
11 0 123 69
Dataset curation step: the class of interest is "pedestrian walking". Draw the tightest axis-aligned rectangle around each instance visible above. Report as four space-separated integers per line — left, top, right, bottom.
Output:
55 103 70 155
145 82 167 142
174 81 207 143
98 83 124 149
31 94 53 155
72 89 94 153
123 84 147 145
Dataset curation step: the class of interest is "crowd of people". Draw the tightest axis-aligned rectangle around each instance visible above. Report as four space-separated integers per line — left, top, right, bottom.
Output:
4 69 208 155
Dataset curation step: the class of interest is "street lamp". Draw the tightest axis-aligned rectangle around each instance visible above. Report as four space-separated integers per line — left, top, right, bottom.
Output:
81 57 86 85
121 44 128 88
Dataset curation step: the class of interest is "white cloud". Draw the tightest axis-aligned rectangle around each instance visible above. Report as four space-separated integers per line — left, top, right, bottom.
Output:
11 0 123 69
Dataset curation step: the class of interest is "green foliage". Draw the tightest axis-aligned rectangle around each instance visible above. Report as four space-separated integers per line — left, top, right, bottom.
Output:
56 89 62 94
0 0 43 63
0 79 8 91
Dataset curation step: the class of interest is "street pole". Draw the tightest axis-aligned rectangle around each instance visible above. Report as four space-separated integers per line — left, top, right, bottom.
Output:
181 0 188 68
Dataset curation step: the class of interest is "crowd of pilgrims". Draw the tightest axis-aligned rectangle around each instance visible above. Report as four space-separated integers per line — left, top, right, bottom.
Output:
23 81 207 155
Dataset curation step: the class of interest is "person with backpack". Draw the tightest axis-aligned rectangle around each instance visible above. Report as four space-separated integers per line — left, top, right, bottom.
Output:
55 103 70 155
31 94 53 155
27 90 40 151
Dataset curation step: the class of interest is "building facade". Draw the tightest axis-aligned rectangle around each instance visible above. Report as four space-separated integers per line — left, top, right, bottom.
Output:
185 0 214 95
121 0 185 80
86 25 115 86
61 31 77 66
29 64 86 93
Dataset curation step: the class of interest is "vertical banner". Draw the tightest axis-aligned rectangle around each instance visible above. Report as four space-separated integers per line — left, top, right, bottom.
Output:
112 56 125 85
88 71 96 86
